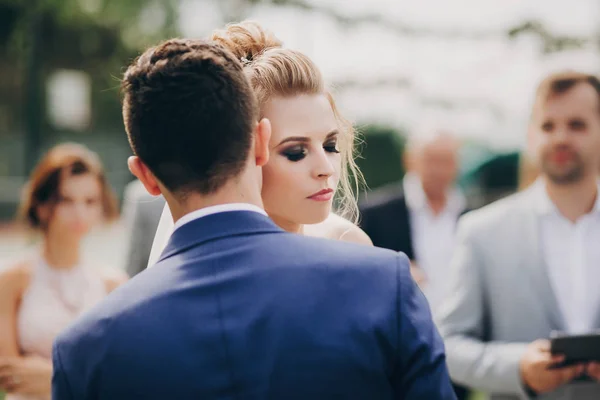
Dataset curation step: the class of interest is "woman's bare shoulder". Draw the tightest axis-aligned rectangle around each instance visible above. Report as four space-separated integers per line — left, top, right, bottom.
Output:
305 214 373 246
0 259 33 298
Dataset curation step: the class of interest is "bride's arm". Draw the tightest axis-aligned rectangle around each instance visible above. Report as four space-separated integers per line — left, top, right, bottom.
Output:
147 204 175 267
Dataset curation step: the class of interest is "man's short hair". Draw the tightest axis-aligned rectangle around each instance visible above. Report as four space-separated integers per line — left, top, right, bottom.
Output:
121 38 259 197
534 70 600 112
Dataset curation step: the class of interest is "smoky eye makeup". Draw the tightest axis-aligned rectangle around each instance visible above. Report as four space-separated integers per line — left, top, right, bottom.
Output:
277 130 340 162
280 145 307 162
323 138 340 154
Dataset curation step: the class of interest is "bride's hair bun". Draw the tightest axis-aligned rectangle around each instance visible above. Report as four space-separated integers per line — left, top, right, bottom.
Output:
211 21 282 63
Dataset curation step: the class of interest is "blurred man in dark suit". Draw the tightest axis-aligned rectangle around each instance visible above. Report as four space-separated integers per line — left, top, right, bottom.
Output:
360 131 469 399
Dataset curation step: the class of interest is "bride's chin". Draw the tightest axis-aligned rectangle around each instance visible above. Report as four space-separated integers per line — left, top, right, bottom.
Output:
300 207 332 226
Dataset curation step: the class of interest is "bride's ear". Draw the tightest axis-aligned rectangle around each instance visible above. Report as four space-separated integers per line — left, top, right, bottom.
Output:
254 118 271 167
127 156 162 196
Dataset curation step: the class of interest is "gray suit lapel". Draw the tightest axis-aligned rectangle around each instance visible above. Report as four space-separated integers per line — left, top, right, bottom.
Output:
520 192 567 333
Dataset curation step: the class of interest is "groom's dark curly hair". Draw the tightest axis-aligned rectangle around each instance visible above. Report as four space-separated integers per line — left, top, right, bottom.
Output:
121 38 258 196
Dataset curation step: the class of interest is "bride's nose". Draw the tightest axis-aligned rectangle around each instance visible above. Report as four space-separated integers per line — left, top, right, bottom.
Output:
311 150 335 179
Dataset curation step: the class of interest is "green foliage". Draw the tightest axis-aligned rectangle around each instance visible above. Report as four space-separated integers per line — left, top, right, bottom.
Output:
1 0 181 133
3 0 179 50
0 0 182 181
471 152 520 190
355 123 406 191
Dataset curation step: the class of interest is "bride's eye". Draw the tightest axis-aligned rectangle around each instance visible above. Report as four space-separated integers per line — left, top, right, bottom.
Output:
281 146 307 162
324 141 340 154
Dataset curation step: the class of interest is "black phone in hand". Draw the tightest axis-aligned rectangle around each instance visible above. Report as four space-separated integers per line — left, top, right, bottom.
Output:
550 331 600 368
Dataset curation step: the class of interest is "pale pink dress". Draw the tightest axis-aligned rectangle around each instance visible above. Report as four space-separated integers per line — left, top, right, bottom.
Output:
9 257 107 400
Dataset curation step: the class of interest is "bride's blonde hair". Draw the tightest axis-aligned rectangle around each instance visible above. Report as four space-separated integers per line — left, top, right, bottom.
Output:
211 21 363 224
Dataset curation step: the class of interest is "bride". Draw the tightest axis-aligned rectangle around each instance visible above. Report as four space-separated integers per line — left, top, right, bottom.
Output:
148 20 371 265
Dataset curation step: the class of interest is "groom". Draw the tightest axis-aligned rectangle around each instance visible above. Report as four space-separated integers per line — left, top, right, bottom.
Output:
51 39 455 399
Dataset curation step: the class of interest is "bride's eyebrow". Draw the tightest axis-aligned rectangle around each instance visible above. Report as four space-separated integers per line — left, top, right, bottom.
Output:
276 130 339 148
277 136 310 147
324 130 339 140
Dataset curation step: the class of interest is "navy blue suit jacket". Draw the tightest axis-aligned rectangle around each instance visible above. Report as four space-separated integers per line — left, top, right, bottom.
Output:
52 211 455 399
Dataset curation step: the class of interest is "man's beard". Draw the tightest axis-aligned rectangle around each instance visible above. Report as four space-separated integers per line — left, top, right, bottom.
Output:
541 156 585 184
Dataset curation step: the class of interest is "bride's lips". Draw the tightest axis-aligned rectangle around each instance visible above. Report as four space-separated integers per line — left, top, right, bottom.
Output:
307 188 334 201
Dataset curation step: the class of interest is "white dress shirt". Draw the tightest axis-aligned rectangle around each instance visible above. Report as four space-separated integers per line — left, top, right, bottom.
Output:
147 202 267 267
403 173 466 313
535 179 600 334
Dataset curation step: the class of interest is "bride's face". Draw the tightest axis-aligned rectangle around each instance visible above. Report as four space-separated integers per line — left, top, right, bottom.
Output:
261 94 341 226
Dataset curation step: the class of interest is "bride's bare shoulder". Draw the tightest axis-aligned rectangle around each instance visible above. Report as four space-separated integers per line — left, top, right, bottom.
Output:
304 214 373 246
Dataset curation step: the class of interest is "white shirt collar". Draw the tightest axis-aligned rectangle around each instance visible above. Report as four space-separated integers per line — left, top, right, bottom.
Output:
173 203 267 232
403 172 465 214
532 178 600 217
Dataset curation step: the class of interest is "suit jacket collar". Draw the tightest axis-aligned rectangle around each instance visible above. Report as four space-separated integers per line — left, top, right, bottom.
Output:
528 177 600 217
521 179 600 330
157 211 284 264
517 185 567 331
173 203 267 232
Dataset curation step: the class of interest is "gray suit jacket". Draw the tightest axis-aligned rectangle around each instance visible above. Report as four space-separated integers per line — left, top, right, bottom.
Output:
121 180 165 277
436 185 600 400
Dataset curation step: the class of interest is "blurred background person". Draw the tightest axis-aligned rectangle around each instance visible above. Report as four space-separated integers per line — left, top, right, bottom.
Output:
120 179 165 277
359 130 469 399
437 71 600 399
359 131 467 292
0 143 127 400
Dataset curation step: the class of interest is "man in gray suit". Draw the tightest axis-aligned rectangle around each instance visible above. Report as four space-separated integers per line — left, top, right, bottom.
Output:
121 179 165 277
437 70 600 399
